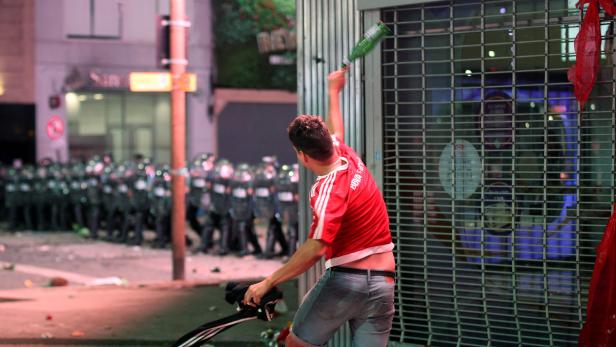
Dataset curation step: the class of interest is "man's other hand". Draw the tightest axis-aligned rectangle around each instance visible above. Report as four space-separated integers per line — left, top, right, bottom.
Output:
243 278 273 306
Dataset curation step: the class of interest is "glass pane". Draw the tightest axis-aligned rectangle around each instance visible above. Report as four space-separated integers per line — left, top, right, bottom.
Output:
125 94 155 125
133 128 153 159
77 93 106 135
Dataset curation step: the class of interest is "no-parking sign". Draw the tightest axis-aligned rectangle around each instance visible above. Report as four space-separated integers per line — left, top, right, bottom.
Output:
46 115 65 141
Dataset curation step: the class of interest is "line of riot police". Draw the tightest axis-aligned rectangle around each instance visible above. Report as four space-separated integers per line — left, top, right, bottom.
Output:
0 154 299 258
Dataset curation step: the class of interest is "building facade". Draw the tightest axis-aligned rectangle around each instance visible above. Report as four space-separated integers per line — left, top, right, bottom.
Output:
298 0 614 346
34 0 214 163
0 0 36 163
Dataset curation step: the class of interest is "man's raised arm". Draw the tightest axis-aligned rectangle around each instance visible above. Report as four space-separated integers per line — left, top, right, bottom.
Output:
327 67 348 140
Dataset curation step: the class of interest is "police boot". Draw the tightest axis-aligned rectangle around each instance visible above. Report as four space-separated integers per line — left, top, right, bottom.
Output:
153 217 168 248
130 212 144 245
187 203 202 233
247 221 263 256
23 205 34 230
105 212 116 241
88 207 100 239
8 206 18 231
73 204 85 229
36 204 46 231
195 213 216 253
273 218 288 257
218 217 231 256
262 225 277 259
50 205 59 231
237 221 249 257
58 204 68 230
117 212 130 243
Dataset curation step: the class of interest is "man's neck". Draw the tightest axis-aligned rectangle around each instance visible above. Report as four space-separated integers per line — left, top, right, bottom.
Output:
313 156 341 176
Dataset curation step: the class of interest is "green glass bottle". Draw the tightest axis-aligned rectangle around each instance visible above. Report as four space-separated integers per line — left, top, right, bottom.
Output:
343 21 392 67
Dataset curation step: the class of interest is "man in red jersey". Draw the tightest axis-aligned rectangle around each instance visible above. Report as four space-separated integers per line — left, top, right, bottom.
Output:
244 67 395 347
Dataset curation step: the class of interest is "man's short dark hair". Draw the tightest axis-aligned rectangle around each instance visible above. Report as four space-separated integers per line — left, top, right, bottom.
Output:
287 115 334 162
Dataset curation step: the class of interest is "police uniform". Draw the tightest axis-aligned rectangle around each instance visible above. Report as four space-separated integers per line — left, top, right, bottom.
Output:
254 160 287 258
229 163 262 257
275 164 300 256
198 159 233 255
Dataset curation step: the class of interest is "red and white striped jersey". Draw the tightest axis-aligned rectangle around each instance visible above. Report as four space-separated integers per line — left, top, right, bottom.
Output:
309 136 393 268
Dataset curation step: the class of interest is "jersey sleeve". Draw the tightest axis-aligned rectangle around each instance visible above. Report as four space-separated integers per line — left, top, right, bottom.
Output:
309 172 348 244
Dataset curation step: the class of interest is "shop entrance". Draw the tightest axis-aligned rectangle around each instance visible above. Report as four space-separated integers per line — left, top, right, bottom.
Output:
66 92 170 163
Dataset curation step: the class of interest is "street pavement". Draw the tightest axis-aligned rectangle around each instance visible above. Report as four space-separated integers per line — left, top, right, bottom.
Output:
0 231 298 346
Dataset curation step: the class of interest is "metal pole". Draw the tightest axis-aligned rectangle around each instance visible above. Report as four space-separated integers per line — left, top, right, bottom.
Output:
170 0 187 280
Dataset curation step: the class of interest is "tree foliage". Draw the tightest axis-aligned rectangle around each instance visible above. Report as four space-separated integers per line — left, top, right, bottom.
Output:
213 0 296 90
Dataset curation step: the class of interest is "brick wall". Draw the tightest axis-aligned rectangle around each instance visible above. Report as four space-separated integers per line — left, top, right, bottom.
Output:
0 0 34 104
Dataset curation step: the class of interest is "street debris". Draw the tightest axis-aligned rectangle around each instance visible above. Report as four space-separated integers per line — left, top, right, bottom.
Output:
38 245 51 252
2 263 15 271
89 276 127 286
77 227 90 238
208 305 217 312
41 332 53 339
49 277 69 287
0 244 5 252
71 330 85 337
211 267 221 273
275 299 289 314
24 279 34 288
45 314 53 321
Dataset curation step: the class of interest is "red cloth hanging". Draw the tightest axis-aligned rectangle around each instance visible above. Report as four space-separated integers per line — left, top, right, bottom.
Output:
579 203 616 347
568 0 616 110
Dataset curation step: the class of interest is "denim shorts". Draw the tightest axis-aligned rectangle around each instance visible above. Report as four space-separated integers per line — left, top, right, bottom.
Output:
291 268 395 347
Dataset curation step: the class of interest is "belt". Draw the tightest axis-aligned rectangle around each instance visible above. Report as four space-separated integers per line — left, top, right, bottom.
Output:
331 266 396 279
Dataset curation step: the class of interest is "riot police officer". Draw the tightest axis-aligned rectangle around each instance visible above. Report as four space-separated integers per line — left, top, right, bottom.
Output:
253 159 287 258
4 165 20 230
197 159 234 255
47 164 69 231
110 164 133 242
123 161 151 245
229 163 262 257
101 164 117 240
275 164 299 256
68 162 88 231
151 165 172 248
33 164 50 230
85 158 104 239
19 165 35 231
187 153 215 234
116 162 134 243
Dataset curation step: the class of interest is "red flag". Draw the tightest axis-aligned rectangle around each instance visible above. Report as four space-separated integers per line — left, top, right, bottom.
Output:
568 0 616 110
579 203 616 346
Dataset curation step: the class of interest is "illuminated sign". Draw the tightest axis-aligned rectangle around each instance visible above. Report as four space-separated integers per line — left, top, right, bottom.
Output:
129 72 197 92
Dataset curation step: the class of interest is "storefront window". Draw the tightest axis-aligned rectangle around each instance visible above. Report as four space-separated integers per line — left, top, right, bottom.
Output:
65 92 170 163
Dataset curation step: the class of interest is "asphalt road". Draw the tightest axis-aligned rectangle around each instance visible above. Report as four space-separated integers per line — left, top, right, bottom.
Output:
0 230 297 346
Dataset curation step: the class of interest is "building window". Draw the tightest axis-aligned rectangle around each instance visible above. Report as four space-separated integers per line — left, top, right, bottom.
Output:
64 0 122 39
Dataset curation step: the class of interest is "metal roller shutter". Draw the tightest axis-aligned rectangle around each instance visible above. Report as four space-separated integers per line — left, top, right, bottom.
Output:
381 1 615 346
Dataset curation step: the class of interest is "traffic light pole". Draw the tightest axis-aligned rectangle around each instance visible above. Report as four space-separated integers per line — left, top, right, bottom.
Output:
170 0 188 280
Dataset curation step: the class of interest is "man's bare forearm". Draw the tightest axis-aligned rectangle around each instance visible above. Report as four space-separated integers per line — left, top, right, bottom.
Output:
327 89 344 139
265 239 328 288
327 68 347 139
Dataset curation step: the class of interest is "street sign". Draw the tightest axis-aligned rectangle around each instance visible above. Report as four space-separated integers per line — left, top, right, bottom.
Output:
46 115 65 141
129 72 197 92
